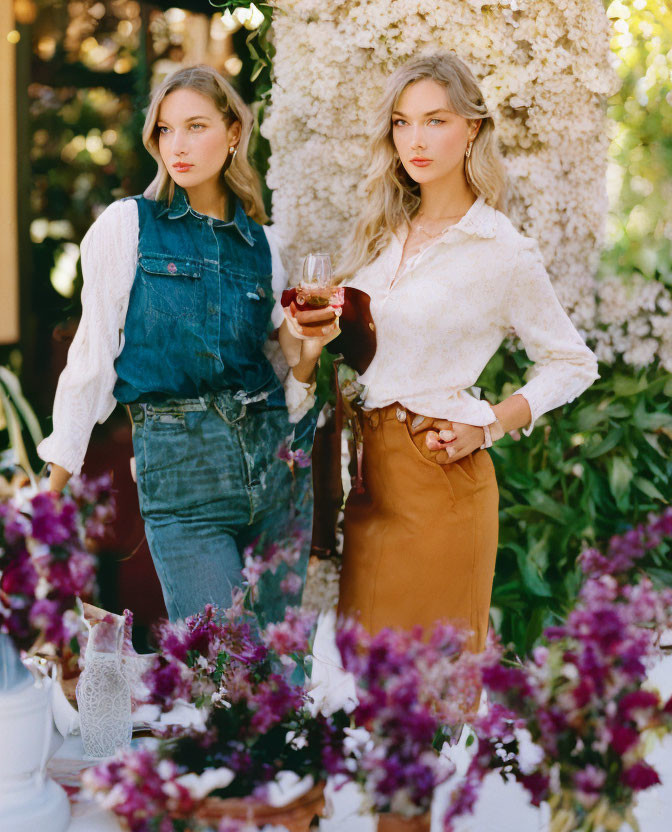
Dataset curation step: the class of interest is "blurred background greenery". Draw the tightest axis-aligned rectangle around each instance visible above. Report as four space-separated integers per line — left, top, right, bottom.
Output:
603 0 672 284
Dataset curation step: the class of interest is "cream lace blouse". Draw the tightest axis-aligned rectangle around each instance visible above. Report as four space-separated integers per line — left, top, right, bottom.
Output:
345 195 599 433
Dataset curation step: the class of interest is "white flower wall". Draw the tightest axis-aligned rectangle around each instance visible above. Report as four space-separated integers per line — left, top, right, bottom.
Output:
263 0 672 368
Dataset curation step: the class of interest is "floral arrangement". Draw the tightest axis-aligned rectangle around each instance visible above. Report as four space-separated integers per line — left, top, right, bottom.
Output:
84 530 350 831
0 474 114 653
333 619 501 820
84 600 347 831
444 517 672 832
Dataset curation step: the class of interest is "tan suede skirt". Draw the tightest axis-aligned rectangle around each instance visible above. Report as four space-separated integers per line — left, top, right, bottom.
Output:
337 403 499 651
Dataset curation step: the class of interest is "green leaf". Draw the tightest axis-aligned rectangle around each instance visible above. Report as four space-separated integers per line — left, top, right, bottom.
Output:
526 491 575 524
632 477 668 503
584 428 623 459
643 432 667 457
613 374 648 397
646 568 672 588
575 404 608 431
605 402 631 419
510 540 553 598
608 456 634 501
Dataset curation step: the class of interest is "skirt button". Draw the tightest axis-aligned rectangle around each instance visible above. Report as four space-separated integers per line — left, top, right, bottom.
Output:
396 407 407 422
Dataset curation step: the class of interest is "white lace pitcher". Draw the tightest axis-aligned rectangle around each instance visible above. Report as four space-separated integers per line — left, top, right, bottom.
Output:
76 615 133 758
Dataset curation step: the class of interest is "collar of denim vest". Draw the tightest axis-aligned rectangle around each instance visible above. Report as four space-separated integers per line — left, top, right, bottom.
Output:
157 186 255 246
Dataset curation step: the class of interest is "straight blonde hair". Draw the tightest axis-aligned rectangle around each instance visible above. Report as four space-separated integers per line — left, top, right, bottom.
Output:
142 65 268 224
338 53 505 280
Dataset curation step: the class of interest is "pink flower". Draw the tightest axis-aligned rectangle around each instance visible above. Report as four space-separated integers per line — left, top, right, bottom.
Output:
263 607 316 657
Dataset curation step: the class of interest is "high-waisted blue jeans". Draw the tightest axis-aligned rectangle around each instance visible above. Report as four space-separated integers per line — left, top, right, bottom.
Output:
130 391 312 624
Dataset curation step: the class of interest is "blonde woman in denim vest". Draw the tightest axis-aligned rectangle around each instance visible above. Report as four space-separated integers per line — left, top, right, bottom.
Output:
285 53 599 650
39 66 336 624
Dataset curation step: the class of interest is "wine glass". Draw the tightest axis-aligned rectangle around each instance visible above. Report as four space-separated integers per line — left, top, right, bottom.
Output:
297 252 344 310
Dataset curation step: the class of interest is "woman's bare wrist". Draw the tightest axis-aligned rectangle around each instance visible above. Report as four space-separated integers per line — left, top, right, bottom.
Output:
291 358 317 385
48 462 72 493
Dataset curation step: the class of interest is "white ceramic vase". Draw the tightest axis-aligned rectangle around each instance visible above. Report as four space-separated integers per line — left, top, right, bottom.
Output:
0 633 70 832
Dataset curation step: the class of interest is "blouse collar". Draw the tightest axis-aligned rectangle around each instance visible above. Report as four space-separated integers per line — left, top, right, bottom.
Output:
393 194 498 248
453 195 497 239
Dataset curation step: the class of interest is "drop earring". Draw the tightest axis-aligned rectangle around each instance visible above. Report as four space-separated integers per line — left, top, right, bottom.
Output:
229 145 238 162
465 141 473 158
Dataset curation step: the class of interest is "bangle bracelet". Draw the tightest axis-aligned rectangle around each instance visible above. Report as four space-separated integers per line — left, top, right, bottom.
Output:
480 418 505 450
490 418 506 443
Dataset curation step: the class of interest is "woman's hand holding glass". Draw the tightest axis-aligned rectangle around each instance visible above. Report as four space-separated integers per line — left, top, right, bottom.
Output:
283 253 342 361
409 415 485 464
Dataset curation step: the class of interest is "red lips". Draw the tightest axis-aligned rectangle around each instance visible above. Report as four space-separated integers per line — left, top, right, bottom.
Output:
172 162 193 172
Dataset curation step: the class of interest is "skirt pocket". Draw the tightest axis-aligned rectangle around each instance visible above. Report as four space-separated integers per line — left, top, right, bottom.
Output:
400 413 478 493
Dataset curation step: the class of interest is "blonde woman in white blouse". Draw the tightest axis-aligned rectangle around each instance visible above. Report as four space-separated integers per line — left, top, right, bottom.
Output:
287 53 599 649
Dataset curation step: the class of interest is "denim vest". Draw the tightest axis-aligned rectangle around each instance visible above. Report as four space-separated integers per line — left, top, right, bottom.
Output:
113 187 284 408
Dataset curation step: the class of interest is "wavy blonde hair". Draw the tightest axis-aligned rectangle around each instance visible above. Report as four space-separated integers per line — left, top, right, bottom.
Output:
338 53 505 280
142 65 268 224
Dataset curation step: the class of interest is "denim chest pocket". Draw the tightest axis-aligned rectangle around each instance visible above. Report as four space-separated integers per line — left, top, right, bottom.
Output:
229 270 274 342
138 253 203 321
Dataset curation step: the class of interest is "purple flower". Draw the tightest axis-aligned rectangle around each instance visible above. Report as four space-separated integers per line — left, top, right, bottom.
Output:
519 771 550 806
578 508 672 579
481 663 532 697
280 571 304 596
0 550 37 597
277 444 311 469
574 765 606 795
249 673 305 733
83 747 195 831
30 492 78 546
263 607 316 657
29 599 66 644
621 761 661 791
618 690 660 721
610 724 640 755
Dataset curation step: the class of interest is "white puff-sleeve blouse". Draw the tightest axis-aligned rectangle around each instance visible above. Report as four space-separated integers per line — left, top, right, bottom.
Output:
37 198 306 476
346 196 599 432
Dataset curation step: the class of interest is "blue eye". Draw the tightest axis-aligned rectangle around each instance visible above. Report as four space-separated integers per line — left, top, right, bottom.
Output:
428 118 444 125
158 125 169 134
190 123 204 131
392 119 407 127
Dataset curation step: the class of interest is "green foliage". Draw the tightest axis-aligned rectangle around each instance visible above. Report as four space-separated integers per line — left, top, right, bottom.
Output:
477 347 672 654
210 1 276 98
0 367 44 482
603 0 672 284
